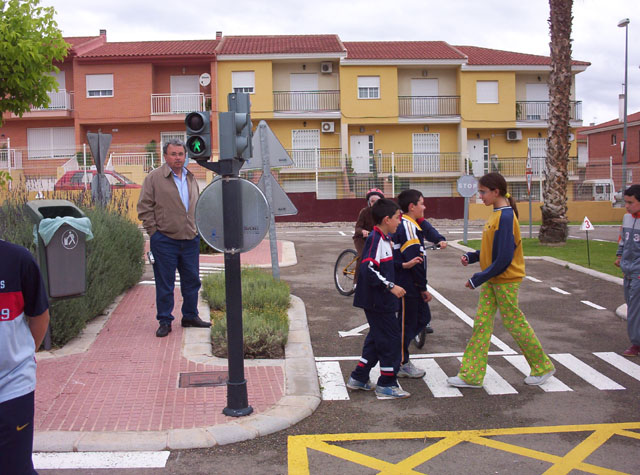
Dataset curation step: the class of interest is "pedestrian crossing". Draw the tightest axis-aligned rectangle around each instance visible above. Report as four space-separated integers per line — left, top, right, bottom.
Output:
140 265 222 285
317 352 640 400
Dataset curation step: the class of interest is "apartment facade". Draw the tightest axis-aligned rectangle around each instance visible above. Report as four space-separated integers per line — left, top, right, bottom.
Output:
1 32 589 201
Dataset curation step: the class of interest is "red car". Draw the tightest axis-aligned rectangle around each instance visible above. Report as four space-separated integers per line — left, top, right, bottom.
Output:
54 170 141 191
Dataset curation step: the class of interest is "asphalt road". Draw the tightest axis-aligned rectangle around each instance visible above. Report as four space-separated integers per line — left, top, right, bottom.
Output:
42 223 638 475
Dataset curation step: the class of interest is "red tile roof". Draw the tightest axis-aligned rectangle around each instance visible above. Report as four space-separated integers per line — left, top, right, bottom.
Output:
64 36 101 48
343 41 465 60
78 40 219 58
217 35 345 55
453 45 590 66
580 111 640 133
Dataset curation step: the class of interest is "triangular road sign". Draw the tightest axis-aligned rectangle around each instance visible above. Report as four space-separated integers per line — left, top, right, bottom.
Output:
243 121 294 170
257 173 298 216
580 216 593 231
87 132 112 174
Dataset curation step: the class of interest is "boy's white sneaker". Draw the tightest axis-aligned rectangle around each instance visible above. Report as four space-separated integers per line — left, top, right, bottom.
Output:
524 369 556 386
374 384 411 400
447 375 482 388
397 361 426 378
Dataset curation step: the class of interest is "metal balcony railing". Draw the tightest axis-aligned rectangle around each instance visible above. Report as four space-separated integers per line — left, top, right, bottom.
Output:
488 156 579 177
370 152 462 174
515 101 582 121
285 148 342 169
31 90 73 111
151 93 206 115
398 96 460 117
274 91 340 112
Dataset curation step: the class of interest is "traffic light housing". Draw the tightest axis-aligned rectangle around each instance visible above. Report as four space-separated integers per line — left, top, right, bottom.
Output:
219 93 253 161
185 111 211 161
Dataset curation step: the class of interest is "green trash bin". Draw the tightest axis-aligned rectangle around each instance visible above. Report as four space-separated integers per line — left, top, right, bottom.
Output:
25 199 91 298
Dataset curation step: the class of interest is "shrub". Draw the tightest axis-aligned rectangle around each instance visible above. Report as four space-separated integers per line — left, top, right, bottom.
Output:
0 182 144 346
202 268 290 358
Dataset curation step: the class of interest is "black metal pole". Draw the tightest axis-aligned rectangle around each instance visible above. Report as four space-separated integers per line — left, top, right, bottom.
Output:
222 176 252 417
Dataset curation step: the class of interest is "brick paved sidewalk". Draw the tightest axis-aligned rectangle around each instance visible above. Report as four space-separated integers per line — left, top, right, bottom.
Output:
34 240 290 436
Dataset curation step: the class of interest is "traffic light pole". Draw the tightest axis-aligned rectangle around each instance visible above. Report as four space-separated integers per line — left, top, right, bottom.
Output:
192 93 253 417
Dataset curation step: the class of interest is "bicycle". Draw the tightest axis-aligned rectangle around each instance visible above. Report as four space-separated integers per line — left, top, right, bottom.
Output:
334 248 358 296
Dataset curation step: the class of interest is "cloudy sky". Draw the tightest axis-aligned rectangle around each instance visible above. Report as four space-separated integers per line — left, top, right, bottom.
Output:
43 0 639 126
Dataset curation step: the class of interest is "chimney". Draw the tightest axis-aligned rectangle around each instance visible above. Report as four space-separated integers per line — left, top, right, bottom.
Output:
619 93 625 122
216 31 222 40
100 29 107 38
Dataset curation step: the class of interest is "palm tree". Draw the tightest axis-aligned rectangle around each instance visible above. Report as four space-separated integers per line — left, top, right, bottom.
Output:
539 0 573 244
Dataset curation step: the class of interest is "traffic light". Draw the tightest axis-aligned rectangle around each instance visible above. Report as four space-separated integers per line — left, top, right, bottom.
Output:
219 93 253 161
185 111 211 161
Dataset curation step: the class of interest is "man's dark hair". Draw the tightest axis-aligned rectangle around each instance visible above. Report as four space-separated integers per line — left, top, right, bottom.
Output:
397 189 423 213
371 198 400 225
624 184 640 201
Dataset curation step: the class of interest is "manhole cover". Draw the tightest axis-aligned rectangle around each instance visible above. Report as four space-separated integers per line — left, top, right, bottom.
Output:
179 371 228 388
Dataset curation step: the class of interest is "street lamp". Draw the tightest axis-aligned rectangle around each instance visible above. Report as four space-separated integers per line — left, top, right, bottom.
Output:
618 18 630 192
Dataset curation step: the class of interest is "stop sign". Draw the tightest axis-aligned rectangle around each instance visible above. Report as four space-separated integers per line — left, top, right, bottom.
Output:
457 175 478 198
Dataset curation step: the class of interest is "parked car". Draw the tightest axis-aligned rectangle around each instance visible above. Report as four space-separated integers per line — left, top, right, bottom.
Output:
54 170 141 191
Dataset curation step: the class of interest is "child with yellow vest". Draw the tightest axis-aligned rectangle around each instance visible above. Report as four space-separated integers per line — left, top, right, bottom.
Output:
448 173 556 388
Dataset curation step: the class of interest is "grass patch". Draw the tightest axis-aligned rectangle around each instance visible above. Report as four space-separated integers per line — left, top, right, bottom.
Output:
464 238 622 278
202 268 290 358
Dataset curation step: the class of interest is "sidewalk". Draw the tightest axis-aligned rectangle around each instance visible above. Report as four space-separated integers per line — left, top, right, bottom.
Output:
33 239 320 451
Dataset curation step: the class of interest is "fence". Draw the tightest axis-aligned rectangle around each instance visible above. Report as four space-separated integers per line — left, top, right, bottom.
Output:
398 96 460 117
273 91 340 112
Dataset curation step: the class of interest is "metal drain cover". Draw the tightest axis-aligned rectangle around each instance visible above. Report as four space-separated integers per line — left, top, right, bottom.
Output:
179 371 228 388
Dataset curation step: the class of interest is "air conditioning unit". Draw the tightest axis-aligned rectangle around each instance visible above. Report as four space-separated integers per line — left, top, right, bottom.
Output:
506 129 522 141
321 121 335 133
320 62 333 74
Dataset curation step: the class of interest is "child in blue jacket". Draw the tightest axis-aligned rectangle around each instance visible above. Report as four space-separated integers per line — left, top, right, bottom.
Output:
348 198 410 399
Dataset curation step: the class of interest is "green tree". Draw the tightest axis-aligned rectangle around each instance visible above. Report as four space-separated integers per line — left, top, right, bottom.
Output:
0 0 68 125
539 0 573 244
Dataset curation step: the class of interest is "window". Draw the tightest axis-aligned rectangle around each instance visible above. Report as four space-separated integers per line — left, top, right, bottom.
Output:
611 134 617 145
86 74 113 97
232 71 255 94
476 80 499 104
27 127 75 160
357 76 380 99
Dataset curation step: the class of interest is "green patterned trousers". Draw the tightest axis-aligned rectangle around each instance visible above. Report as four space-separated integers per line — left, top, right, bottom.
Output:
458 281 555 385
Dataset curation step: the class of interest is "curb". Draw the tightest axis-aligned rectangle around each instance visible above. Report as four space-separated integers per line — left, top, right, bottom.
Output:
34 294 319 451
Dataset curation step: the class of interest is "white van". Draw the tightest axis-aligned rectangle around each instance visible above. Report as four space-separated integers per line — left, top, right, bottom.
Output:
578 179 621 203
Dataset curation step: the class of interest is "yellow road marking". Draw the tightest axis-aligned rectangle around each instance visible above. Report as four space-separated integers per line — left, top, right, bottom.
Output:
288 422 640 475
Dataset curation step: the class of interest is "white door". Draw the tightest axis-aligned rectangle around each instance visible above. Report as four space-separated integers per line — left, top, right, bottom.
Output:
525 83 549 119
170 75 200 113
290 73 319 110
411 79 438 115
528 137 547 174
49 70 67 109
350 135 371 173
291 129 320 169
467 139 488 177
413 133 440 172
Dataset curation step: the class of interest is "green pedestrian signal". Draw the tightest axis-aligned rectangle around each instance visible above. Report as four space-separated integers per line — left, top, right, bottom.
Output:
185 112 211 161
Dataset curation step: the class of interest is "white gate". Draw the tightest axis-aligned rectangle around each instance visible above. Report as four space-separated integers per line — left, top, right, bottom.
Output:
291 129 320 169
413 133 440 172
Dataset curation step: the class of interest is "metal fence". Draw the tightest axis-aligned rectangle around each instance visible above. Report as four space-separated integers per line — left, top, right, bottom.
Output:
273 91 340 112
398 96 460 117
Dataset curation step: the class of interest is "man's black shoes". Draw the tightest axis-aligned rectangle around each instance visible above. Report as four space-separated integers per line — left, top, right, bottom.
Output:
181 317 212 328
156 324 171 338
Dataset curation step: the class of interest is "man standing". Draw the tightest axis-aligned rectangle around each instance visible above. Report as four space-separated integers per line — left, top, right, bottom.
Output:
0 239 50 474
137 139 211 337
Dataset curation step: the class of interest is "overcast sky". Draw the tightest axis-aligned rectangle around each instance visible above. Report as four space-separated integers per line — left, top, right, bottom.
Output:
43 0 639 126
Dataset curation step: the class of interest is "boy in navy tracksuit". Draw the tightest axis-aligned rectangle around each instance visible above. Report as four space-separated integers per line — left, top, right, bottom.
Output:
347 198 411 400
392 190 447 378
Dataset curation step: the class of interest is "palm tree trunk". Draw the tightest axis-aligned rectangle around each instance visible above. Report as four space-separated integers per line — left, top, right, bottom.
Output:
540 0 573 244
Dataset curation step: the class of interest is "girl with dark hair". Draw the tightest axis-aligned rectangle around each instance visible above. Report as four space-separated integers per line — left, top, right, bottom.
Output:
448 172 556 388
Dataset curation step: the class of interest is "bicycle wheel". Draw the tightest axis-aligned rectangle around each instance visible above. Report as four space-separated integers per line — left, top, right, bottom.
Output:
413 327 427 349
334 249 358 296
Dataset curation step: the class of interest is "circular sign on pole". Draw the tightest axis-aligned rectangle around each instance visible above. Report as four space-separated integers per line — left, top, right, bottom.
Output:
195 177 270 253
457 175 478 198
199 73 211 87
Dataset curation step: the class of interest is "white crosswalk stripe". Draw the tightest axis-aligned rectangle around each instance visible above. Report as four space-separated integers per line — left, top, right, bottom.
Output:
550 354 625 390
317 352 639 400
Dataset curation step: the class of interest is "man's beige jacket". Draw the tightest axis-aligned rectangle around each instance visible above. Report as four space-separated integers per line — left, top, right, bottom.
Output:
137 163 199 240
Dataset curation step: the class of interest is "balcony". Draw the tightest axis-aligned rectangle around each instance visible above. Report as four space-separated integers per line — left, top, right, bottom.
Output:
274 91 340 113
515 101 582 121
151 93 207 115
31 90 74 111
489 156 579 177
398 96 460 118
372 152 462 175
284 148 342 170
